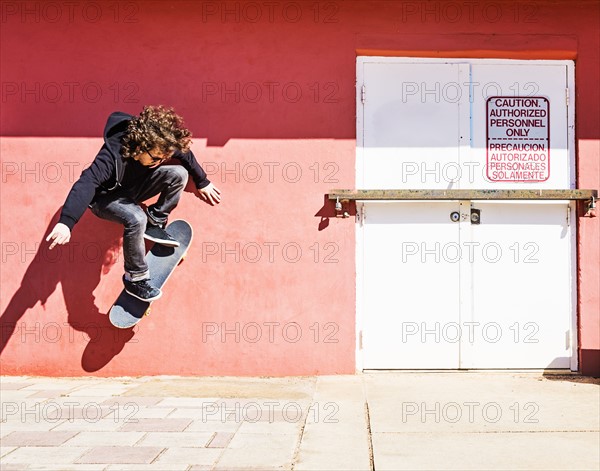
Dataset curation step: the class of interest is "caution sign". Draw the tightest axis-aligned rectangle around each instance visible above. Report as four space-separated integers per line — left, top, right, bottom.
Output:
486 96 550 182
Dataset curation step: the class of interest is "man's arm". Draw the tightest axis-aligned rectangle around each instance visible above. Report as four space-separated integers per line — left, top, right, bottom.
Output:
174 149 210 189
174 149 221 205
47 151 114 248
58 153 114 229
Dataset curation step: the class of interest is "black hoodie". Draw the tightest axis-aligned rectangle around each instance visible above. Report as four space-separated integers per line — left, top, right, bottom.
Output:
58 112 211 230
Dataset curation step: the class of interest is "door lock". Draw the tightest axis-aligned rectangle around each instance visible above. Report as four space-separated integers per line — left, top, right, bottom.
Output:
451 209 481 223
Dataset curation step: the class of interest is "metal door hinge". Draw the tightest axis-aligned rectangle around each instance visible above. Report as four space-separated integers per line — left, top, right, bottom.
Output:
566 206 570 226
361 84 366 104
359 330 363 350
565 88 569 107
357 204 366 225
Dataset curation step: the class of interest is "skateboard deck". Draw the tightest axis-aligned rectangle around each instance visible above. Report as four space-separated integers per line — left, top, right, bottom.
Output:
109 220 193 329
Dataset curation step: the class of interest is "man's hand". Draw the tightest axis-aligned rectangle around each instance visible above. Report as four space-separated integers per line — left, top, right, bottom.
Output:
198 183 221 205
46 223 71 250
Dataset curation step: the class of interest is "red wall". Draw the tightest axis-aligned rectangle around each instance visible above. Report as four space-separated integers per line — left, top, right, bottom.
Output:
1 1 598 376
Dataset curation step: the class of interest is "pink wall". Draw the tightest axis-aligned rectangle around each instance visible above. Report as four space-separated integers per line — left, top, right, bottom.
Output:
1 1 598 376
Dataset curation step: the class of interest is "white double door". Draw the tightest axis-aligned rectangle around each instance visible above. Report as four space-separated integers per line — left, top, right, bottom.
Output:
357 58 575 369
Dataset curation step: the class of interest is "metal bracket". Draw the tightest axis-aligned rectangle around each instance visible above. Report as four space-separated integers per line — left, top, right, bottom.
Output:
586 195 596 216
335 197 350 218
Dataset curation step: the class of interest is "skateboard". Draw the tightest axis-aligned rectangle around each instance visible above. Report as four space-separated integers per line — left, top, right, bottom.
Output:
109 220 193 329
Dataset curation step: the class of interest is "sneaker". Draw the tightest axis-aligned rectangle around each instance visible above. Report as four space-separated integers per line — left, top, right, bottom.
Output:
144 224 180 247
123 277 162 302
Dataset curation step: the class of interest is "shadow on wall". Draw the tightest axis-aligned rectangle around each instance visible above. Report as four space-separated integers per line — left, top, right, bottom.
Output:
0 181 209 372
0 208 134 372
314 196 357 231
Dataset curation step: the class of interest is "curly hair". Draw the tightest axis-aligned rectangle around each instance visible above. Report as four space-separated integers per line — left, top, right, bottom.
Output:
121 105 192 159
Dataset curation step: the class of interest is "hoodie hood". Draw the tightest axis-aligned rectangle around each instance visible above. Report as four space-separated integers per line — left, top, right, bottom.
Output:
103 111 133 158
58 110 211 232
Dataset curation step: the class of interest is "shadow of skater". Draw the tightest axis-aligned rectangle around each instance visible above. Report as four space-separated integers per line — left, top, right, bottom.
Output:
1 208 135 372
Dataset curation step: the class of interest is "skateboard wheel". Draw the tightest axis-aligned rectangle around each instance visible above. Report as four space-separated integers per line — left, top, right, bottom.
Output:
145 308 151 317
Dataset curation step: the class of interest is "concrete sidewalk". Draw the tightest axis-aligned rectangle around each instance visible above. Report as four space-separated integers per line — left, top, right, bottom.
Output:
0 372 598 470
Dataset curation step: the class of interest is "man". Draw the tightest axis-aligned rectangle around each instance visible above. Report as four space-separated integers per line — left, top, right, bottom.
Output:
46 105 221 301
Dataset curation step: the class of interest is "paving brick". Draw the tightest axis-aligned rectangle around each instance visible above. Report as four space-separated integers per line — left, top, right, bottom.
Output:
212 467 286 471
0 376 30 382
237 419 301 435
372 431 600 471
214 433 297 469
66 387 132 397
153 447 221 466
62 431 145 447
20 404 112 421
0 464 28 471
166 407 223 420
18 465 111 471
206 432 235 448
0 446 88 464
118 418 192 432
137 431 213 447
27 389 80 398
35 397 118 415
154 398 217 408
156 397 218 408
0 400 49 423
227 432 297 451
80 381 136 390
100 397 163 408
257 409 300 422
75 446 163 464
0 382 33 390
120 407 174 419
0 391 50 401
105 465 188 470
2 399 110 422
1 446 17 457
34 397 110 407
19 381 88 391
0 419 67 432
294 428 370 471
213 449 296 471
1 431 78 446
211 399 308 410
186 419 242 433
51 418 124 432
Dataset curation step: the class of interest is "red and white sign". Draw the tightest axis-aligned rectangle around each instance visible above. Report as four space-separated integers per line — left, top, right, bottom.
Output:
486 96 550 182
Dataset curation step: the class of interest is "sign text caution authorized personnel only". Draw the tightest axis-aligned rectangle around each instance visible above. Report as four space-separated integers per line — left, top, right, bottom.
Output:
486 96 550 182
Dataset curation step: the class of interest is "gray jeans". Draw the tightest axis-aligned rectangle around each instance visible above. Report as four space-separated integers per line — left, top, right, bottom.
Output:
90 165 188 281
